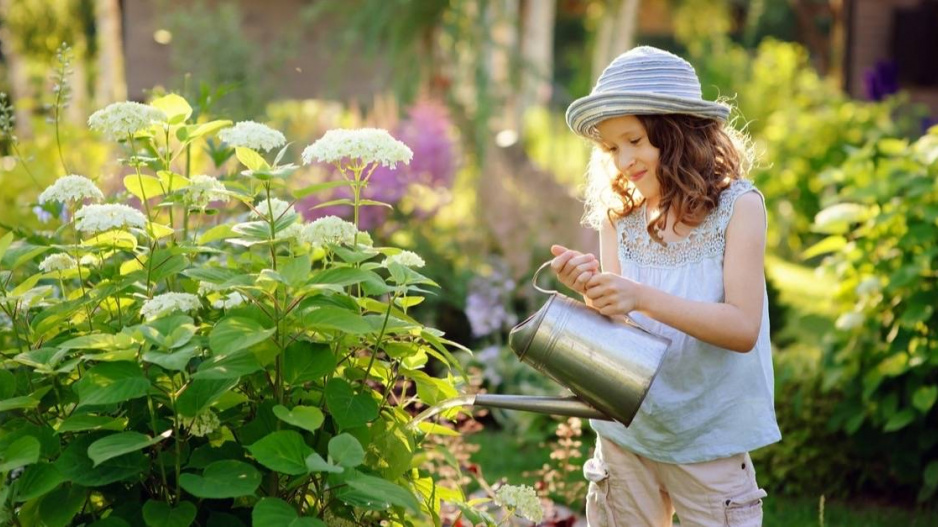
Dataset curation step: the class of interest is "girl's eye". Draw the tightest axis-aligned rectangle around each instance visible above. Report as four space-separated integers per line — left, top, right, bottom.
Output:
629 138 641 145
601 144 618 153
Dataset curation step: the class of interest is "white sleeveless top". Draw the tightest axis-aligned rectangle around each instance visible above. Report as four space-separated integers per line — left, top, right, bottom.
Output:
592 178 781 464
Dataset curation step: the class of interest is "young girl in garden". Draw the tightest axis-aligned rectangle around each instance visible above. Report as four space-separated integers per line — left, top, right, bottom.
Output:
550 46 781 526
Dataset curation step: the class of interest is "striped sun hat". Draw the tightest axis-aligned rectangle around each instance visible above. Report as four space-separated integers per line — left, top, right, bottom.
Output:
566 46 730 140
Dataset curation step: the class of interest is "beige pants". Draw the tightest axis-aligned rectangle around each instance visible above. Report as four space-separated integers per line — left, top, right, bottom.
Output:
584 437 766 527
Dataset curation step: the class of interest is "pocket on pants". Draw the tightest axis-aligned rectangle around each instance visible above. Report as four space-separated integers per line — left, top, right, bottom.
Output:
722 488 766 526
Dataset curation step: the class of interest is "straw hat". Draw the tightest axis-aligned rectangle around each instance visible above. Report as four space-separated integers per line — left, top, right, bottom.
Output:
566 46 730 139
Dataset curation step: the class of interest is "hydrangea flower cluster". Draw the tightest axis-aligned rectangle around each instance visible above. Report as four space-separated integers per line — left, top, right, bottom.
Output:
38 175 105 204
87 101 166 140
301 128 413 168
494 484 543 523
385 250 425 268
300 216 358 246
218 121 286 152
140 292 201 319
186 410 220 437
38 253 77 273
212 292 246 310
185 175 229 210
251 197 293 220
74 204 147 233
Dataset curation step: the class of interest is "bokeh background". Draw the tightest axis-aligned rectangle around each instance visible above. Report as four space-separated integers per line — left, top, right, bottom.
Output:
1 1 937 525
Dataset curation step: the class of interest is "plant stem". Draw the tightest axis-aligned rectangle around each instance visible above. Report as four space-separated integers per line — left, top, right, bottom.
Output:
362 293 396 389
147 393 171 502
129 134 153 221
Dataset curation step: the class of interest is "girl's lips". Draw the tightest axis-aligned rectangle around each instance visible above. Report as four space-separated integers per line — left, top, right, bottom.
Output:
630 170 647 182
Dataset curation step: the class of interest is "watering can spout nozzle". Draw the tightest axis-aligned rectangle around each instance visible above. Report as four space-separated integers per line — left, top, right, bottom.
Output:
473 394 612 421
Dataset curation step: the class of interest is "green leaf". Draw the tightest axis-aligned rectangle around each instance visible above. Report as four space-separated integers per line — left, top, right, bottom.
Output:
147 221 176 240
73 361 151 407
143 500 197 527
151 93 193 124
82 229 138 250
0 436 40 471
37 484 87 527
338 470 420 512
309 267 386 289
329 434 364 468
0 394 42 412
143 345 199 371
0 231 14 264
0 369 13 399
235 147 269 171
246 431 313 475
293 180 350 199
801 235 847 260
56 415 128 434
149 250 190 283
913 385 938 413
252 498 326 527
89 519 131 527
58 333 135 350
280 253 312 287
283 341 336 385
179 460 262 499
325 378 378 430
193 352 262 379
209 316 275 355
303 306 372 334
157 170 190 192
13 463 64 502
199 224 235 244
884 408 916 432
87 430 172 467
190 119 233 140
304 453 344 474
925 461 938 489
310 198 355 210
124 174 166 201
176 378 239 418
358 199 393 209
273 405 325 433
54 434 148 487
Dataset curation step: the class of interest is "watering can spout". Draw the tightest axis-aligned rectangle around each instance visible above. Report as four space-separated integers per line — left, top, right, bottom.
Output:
473 394 611 420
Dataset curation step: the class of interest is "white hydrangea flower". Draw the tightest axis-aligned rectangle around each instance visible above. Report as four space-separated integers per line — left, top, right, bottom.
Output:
88 101 167 140
385 250 425 268
197 281 226 295
302 128 413 168
74 204 147 233
276 222 304 241
300 216 358 246
38 253 77 273
38 175 105 204
356 231 373 247
835 312 865 331
212 292 245 309
186 410 220 437
218 121 286 152
140 292 201 319
855 277 881 296
79 254 102 266
250 197 293 220
185 175 229 209
495 484 543 523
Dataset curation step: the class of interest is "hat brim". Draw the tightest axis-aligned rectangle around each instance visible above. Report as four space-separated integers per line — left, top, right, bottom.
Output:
566 92 730 139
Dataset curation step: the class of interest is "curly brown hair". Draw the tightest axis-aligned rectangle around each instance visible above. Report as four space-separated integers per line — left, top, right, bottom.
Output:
581 114 753 243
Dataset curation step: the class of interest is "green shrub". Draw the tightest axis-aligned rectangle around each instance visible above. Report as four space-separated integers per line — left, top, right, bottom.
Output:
807 129 938 502
0 94 525 525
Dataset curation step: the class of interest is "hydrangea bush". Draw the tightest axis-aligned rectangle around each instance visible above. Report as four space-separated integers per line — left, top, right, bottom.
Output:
0 94 527 526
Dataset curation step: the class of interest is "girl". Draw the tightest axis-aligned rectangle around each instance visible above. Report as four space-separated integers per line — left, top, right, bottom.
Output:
550 46 781 527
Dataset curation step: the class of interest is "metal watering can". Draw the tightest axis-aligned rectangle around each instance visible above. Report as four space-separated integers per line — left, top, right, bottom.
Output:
472 262 671 427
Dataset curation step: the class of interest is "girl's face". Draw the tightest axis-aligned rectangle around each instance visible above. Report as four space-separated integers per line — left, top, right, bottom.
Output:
596 115 661 203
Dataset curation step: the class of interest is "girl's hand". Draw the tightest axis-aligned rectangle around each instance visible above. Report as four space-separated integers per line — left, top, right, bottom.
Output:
584 272 644 317
550 245 599 294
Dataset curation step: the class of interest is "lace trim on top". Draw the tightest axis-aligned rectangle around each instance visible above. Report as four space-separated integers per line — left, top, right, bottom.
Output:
616 179 756 268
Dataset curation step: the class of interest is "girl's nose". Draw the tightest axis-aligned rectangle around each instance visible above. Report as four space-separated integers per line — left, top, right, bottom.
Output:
618 154 636 172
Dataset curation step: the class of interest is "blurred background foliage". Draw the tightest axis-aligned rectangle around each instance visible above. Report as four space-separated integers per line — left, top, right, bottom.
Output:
2 0 937 522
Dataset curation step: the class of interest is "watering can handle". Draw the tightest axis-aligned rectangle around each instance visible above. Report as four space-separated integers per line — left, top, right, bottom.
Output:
532 260 654 335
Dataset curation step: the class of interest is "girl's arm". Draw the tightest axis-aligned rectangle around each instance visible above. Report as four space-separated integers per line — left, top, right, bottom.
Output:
586 192 767 353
